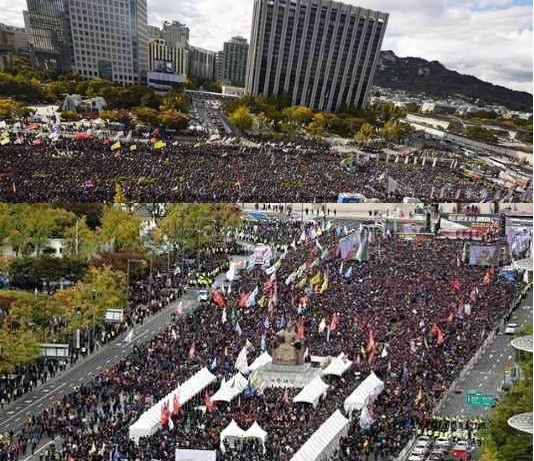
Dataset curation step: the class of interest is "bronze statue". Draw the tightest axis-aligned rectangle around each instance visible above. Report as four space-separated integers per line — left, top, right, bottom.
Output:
271 323 305 366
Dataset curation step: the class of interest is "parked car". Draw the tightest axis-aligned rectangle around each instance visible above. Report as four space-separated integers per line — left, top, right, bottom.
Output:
504 323 519 335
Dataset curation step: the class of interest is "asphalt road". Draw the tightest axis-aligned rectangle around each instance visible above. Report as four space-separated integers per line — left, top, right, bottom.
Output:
0 289 198 436
437 289 532 418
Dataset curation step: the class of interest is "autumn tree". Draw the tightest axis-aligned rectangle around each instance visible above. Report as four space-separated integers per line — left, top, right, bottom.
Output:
99 206 143 253
229 106 254 131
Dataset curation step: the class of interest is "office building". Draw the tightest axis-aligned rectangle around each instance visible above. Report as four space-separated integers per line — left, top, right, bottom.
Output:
222 36 248 87
188 46 216 81
0 23 29 55
24 0 73 71
67 0 148 85
162 21 189 49
148 25 162 40
215 50 225 82
149 38 188 76
245 0 389 111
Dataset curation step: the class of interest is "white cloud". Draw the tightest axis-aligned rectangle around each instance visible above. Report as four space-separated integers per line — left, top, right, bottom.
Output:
1 0 532 93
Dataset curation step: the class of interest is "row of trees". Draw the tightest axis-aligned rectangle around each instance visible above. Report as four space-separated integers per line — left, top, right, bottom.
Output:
0 266 125 374
225 94 413 140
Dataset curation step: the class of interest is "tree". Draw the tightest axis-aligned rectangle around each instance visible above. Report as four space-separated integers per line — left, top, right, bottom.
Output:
99 109 119 122
0 328 40 374
43 81 69 102
378 121 414 143
465 126 499 143
0 99 31 121
60 110 81 122
133 107 159 126
160 90 191 113
355 123 377 142
63 216 99 259
114 184 127 204
99 206 143 253
283 106 314 125
229 106 254 131
158 110 189 130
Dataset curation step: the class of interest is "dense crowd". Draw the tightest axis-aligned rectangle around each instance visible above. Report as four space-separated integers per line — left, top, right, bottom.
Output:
0 219 525 461
0 138 524 203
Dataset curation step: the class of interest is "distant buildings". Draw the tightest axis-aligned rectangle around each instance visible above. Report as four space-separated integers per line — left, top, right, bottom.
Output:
222 36 248 87
0 23 29 70
24 0 149 85
188 46 216 81
245 0 388 111
161 21 189 50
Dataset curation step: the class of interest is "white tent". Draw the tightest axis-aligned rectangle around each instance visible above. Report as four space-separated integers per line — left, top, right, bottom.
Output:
211 373 248 402
322 353 353 377
247 351 272 372
290 410 350 461
178 367 217 406
220 420 246 452
129 367 216 444
243 422 268 453
293 376 329 408
343 372 384 414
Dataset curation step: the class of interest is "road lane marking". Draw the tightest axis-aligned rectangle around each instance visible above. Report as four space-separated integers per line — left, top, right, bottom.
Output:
22 440 55 461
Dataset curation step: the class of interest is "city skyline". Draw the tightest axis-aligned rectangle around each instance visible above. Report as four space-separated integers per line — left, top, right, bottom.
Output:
0 0 531 93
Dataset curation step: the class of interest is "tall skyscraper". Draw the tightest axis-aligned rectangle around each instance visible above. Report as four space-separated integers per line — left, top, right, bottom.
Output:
162 21 189 50
148 25 162 41
245 0 389 111
24 0 72 71
222 36 248 87
188 46 216 81
25 0 148 85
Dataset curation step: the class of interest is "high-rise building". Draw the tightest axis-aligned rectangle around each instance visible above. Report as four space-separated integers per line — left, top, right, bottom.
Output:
215 50 225 83
162 21 189 49
148 25 162 41
25 0 149 85
246 0 389 111
222 36 248 87
188 46 216 81
149 38 188 76
0 23 29 55
67 0 148 85
24 0 72 71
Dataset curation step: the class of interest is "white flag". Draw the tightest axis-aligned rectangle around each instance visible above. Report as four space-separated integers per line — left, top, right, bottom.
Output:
235 346 248 373
124 330 134 343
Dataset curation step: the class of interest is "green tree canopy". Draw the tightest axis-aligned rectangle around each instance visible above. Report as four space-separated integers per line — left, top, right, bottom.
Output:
99 206 143 253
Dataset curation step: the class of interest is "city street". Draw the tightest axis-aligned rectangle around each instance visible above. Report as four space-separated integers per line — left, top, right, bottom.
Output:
437 289 532 419
0 289 197 436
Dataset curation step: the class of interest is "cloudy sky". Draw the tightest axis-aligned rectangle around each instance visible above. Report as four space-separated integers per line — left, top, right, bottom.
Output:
2 0 532 93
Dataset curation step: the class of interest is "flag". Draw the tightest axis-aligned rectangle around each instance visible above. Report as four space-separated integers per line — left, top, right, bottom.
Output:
239 292 249 308
160 400 170 426
310 272 322 286
282 388 289 404
260 333 266 351
469 286 479 301
168 417 174 431
451 278 462 291
111 141 121 150
12 182 16 194
456 255 461 268
431 323 445 345
172 393 181 415
235 321 242 336
359 405 374 429
296 317 305 340
130 144 137 151
318 317 326 334
320 273 329 293
329 313 339 332
210 355 217 370
204 391 215 413
154 140 167 149
432 158 437 168
366 329 376 354
246 286 259 308
344 266 353 279
0 137 10 145
212 290 225 308
188 342 196 359
221 308 227 324
415 388 423 404
124 330 134 343
483 268 492 284
235 346 248 373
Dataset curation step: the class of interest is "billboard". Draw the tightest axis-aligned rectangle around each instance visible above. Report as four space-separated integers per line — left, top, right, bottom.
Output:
154 59 174 74
175 449 216 461
469 245 499 266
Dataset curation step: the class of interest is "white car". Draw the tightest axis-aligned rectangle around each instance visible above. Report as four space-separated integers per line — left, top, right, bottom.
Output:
505 323 519 335
408 455 425 461
434 437 450 448
197 289 209 302
411 446 429 456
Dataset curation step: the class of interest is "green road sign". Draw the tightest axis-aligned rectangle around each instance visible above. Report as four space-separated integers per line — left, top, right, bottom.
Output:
466 392 496 407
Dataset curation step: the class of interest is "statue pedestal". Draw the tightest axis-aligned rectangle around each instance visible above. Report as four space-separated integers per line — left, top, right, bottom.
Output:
250 362 321 389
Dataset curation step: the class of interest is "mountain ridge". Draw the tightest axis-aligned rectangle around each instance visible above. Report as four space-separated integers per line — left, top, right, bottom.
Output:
374 50 533 112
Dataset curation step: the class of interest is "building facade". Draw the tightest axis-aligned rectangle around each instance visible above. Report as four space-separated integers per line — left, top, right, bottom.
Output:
67 0 148 85
188 46 216 81
148 38 188 76
222 36 248 87
148 24 162 40
245 0 388 111
215 50 225 82
24 0 73 71
161 21 189 49
0 23 29 55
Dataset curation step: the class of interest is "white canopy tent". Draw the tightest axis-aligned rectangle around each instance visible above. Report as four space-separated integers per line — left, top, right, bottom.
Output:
219 420 246 452
293 376 329 408
322 353 353 377
211 372 248 403
247 351 272 372
344 372 384 415
243 422 268 453
290 410 350 461
129 367 216 443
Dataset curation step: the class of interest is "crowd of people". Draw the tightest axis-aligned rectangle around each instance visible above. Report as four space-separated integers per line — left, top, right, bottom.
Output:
0 137 525 203
0 218 526 461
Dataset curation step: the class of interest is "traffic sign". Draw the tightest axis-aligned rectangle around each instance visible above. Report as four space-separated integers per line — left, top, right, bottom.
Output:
465 392 496 407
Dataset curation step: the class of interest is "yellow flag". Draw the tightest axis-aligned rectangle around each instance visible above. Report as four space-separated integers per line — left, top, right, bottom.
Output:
415 388 423 404
320 273 329 294
111 141 121 150
0 138 9 145
154 141 166 149
310 272 322 286
296 277 307 289
1 132 8 139
130 145 137 152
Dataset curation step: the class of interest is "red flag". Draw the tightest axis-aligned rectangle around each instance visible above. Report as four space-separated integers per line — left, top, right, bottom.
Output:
238 292 249 308
329 313 339 332
451 278 462 291
152 128 160 137
188 342 196 360
296 317 305 340
366 329 376 354
204 391 214 413
431 323 445 345
172 393 181 415
160 400 170 425
483 268 491 284
212 290 225 308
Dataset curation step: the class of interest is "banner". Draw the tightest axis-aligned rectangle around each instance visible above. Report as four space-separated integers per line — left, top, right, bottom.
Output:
469 245 499 266
175 449 216 461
